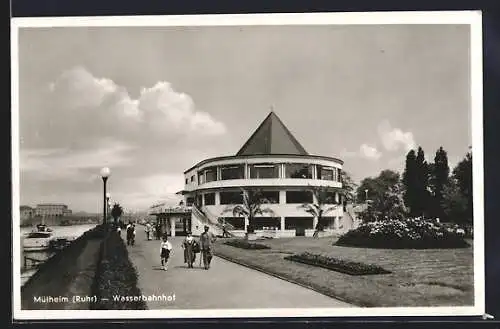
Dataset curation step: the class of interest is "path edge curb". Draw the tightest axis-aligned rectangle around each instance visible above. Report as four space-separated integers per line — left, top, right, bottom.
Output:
213 252 357 307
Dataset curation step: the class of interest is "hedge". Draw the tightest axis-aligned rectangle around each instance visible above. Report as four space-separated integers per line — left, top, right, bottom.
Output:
90 230 147 310
336 218 470 249
284 252 391 275
224 239 271 250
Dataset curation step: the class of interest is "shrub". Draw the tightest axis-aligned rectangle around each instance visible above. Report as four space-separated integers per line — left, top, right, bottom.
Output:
285 252 391 275
336 217 470 249
91 231 147 310
224 239 270 250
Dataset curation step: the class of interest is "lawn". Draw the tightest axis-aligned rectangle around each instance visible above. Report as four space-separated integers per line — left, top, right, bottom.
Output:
213 236 474 307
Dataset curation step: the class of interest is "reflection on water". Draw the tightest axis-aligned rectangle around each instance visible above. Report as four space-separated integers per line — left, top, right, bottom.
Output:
20 224 97 285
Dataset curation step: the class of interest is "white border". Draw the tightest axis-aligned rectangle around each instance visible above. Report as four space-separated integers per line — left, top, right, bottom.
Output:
11 11 484 320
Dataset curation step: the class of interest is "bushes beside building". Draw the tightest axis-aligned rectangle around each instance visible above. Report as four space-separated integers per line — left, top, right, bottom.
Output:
224 239 271 250
284 252 391 275
335 218 470 249
91 230 147 310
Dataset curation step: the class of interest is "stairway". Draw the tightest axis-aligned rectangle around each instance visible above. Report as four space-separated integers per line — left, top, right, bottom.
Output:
191 205 235 237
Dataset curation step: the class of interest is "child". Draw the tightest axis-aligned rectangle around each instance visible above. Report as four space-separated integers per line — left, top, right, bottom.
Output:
160 235 173 271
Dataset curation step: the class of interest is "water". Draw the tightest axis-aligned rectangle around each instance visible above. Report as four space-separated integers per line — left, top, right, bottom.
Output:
20 224 97 286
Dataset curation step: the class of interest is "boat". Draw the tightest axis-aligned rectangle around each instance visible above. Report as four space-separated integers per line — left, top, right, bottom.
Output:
23 223 54 251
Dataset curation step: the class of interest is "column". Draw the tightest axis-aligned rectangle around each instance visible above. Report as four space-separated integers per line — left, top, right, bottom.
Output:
170 217 176 237
333 216 338 230
279 190 286 204
244 163 249 179
335 192 339 204
280 217 285 231
280 164 286 178
244 216 249 231
201 193 205 206
217 166 221 180
215 192 221 205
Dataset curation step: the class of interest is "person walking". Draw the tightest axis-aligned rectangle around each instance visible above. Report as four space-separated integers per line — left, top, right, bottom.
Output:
199 225 216 270
182 232 198 268
156 223 162 240
160 235 173 271
145 222 151 240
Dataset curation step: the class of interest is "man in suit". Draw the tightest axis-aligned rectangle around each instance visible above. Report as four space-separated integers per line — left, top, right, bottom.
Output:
199 225 216 270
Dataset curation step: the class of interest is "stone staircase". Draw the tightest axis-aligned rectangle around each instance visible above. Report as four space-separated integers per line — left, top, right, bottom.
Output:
191 205 235 237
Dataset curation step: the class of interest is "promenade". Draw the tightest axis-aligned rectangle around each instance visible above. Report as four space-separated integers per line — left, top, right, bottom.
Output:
127 234 352 309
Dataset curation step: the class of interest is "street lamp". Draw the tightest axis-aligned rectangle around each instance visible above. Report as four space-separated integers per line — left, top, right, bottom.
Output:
100 167 111 225
364 189 369 202
106 192 111 223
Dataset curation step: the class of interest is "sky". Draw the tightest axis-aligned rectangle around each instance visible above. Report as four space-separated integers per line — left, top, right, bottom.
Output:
16 24 472 213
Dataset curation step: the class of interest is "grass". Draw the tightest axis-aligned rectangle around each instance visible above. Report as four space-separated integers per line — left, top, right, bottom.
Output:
213 236 474 307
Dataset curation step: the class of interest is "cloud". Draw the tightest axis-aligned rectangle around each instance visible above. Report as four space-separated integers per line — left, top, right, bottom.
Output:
20 139 134 182
359 144 382 160
20 66 229 211
339 144 382 161
37 66 227 150
377 120 416 152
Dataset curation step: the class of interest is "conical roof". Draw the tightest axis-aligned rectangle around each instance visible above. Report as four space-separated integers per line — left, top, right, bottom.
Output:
236 112 308 156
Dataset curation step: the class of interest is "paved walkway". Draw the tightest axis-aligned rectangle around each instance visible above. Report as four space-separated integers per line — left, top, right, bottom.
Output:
127 235 353 309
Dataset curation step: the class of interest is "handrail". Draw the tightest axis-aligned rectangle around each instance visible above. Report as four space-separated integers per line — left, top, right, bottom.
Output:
192 204 235 236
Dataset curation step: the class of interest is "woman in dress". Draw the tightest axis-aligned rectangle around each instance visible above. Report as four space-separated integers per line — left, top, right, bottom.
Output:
182 232 198 268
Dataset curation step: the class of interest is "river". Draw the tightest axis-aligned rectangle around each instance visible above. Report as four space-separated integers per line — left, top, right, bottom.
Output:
20 224 98 286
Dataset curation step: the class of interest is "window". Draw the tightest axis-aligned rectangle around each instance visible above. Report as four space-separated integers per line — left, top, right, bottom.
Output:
186 197 194 206
253 217 281 230
220 191 244 205
337 169 342 182
260 191 280 204
198 172 205 184
285 163 313 179
221 217 245 230
286 191 313 204
191 175 195 182
185 178 188 184
317 165 335 181
204 167 217 182
204 193 215 205
284 217 314 230
220 165 245 180
249 164 280 179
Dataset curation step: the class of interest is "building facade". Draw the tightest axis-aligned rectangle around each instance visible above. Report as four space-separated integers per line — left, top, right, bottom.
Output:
20 205 35 222
35 204 72 217
180 112 354 238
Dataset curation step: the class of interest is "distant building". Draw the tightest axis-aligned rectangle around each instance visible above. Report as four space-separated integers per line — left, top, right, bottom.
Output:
35 204 72 217
20 205 34 222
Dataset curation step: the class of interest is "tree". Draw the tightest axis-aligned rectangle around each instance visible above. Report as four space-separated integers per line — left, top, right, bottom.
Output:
340 171 357 204
111 203 123 225
357 170 407 222
402 149 418 215
451 150 473 224
441 178 468 225
222 188 274 234
299 186 341 231
429 147 450 220
403 147 431 218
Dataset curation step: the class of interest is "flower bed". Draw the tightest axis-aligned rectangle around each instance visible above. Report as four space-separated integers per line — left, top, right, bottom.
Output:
336 218 470 249
284 252 391 275
90 231 147 310
224 239 271 250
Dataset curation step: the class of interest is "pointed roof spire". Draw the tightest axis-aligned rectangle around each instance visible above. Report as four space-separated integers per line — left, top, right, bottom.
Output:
236 110 308 156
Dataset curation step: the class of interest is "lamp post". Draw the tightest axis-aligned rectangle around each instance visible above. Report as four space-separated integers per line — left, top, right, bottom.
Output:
100 167 111 225
106 192 111 223
364 189 369 202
